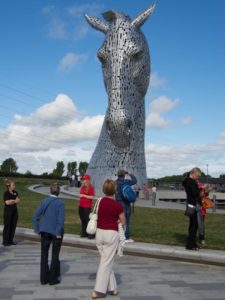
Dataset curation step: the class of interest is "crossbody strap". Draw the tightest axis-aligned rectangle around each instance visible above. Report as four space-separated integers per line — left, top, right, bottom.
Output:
42 198 55 216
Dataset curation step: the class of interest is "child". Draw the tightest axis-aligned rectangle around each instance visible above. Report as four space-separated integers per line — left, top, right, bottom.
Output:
198 182 212 247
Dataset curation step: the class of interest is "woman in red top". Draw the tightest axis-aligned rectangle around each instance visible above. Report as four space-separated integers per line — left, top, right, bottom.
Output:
92 179 125 299
79 174 95 238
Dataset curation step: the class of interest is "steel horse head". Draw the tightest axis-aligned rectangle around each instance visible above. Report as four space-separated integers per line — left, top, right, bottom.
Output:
85 4 155 188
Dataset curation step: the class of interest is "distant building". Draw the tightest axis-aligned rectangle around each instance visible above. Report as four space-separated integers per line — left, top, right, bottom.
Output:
148 177 225 192
204 177 225 192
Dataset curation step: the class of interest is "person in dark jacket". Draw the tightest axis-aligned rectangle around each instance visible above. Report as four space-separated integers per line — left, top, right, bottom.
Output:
2 179 20 246
115 170 137 242
183 167 202 250
33 183 65 285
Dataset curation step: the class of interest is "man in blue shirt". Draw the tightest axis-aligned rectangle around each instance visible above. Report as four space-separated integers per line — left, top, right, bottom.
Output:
33 183 65 285
115 170 137 242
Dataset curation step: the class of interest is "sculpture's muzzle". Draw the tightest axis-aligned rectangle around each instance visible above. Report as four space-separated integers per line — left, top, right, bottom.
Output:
105 110 133 148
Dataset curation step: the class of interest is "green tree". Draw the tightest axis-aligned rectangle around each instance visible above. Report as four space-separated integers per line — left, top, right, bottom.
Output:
0 157 18 173
24 170 33 176
67 161 77 175
52 161 65 177
78 161 89 176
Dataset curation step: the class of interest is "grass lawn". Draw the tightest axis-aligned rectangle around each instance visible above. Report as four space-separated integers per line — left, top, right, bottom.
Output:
0 177 225 250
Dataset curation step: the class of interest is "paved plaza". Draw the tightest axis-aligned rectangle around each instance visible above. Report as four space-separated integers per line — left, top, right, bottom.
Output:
0 240 225 300
29 185 225 214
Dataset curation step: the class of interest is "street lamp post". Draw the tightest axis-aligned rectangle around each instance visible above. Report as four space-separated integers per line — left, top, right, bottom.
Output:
206 164 209 184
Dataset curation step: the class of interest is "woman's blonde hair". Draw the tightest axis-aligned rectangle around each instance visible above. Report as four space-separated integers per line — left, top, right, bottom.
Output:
102 179 117 196
190 167 202 177
4 178 14 188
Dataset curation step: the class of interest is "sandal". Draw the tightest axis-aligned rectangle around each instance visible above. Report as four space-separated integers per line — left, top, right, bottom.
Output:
92 291 106 299
108 289 119 296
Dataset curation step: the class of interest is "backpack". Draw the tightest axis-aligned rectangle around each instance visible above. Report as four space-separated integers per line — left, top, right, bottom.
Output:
122 184 137 203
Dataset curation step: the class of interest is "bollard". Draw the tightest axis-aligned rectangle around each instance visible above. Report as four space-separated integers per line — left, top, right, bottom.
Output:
213 194 216 212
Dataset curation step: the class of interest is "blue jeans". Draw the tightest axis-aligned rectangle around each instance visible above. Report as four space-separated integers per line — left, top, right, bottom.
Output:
124 204 131 240
196 203 205 240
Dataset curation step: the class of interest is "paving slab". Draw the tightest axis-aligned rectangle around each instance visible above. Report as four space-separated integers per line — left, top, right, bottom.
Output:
0 240 225 300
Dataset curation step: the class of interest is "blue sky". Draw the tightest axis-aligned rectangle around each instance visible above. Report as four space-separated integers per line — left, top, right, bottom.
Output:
0 0 225 178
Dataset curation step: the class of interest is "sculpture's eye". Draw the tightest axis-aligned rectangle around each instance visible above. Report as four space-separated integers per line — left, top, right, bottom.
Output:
131 50 143 62
97 51 107 66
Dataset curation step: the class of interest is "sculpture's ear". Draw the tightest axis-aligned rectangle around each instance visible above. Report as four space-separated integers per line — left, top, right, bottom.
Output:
85 14 109 33
131 3 156 28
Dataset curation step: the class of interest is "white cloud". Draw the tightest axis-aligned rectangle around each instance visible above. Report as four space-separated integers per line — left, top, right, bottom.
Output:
150 72 166 88
146 96 179 128
1 93 225 178
0 94 104 153
58 53 88 72
73 24 89 40
220 131 225 139
43 3 105 40
67 3 104 18
181 116 193 125
0 145 95 175
2 138 225 177
146 113 170 128
43 6 67 39
145 142 225 178
218 132 225 147
150 96 178 113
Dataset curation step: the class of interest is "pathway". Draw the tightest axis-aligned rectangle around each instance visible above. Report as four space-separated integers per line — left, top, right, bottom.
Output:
0 240 225 300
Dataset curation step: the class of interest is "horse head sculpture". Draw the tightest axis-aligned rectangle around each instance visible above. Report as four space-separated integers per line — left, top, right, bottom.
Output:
85 4 155 189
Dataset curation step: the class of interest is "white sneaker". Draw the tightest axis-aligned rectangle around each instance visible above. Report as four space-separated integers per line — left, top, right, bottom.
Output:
117 249 124 257
125 239 134 243
200 240 206 247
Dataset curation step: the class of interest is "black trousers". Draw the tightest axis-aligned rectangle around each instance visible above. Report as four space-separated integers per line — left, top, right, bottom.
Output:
3 207 18 245
186 212 198 249
40 233 62 284
79 206 91 237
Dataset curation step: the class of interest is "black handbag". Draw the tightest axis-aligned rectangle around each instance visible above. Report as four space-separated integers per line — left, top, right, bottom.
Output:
184 204 196 216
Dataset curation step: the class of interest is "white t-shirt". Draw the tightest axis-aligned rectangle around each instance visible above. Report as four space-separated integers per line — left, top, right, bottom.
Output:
152 187 157 193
